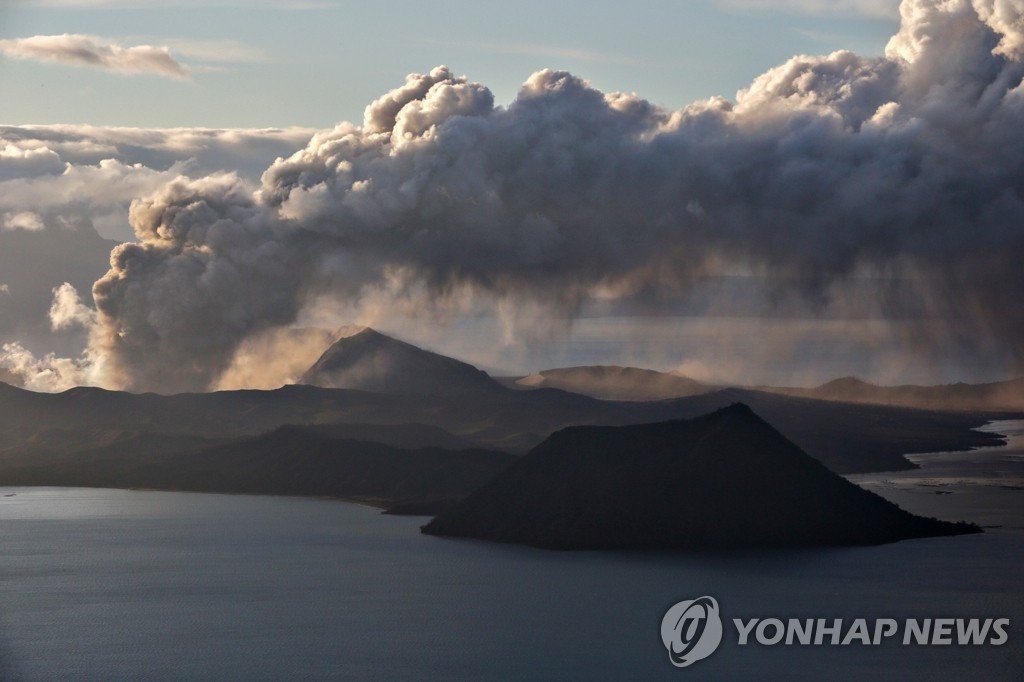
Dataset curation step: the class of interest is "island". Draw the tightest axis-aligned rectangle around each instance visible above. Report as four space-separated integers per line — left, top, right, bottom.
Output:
422 404 980 549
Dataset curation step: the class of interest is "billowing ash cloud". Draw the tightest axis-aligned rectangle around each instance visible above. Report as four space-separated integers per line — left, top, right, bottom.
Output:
0 34 189 79
0 125 319 388
87 0 1024 392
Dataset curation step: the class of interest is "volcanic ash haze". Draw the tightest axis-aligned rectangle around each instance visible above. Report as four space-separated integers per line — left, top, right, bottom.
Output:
70 0 1024 393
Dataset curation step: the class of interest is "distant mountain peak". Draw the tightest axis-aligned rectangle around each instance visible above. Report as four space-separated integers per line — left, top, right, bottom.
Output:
333 324 371 339
299 328 502 397
818 376 874 390
712 401 756 418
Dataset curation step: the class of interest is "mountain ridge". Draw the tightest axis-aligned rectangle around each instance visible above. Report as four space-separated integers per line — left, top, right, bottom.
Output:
0 423 517 507
0 378 1007 474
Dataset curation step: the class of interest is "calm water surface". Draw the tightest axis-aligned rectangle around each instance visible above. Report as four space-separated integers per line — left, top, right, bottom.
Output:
1 422 1023 681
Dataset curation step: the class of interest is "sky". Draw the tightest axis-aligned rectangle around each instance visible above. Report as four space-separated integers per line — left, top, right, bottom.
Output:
0 1 899 128
1 0 1023 393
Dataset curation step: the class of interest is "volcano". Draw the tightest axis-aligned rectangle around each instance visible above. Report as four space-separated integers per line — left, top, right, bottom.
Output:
423 404 979 549
300 327 503 397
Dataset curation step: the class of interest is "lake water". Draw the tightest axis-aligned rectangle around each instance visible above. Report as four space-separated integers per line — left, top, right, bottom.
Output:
1 423 1023 681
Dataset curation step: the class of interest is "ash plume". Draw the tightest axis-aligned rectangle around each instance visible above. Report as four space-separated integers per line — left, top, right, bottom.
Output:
86 0 1024 392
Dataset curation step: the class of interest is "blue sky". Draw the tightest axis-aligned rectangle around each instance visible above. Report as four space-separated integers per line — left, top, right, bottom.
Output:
0 0 899 128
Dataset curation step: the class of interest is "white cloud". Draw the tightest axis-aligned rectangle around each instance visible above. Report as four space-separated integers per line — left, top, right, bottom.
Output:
0 124 317 175
0 342 94 393
0 124 317 240
720 0 900 19
0 34 189 79
49 283 97 331
973 0 1024 59
2 211 45 232
0 144 66 181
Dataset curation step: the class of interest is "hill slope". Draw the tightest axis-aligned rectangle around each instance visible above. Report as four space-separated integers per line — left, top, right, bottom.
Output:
764 376 1024 412
0 425 517 506
515 366 710 401
423 404 978 549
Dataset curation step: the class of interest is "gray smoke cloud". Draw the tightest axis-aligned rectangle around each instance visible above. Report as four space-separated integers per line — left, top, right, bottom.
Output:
0 124 325 391
89 0 1024 392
